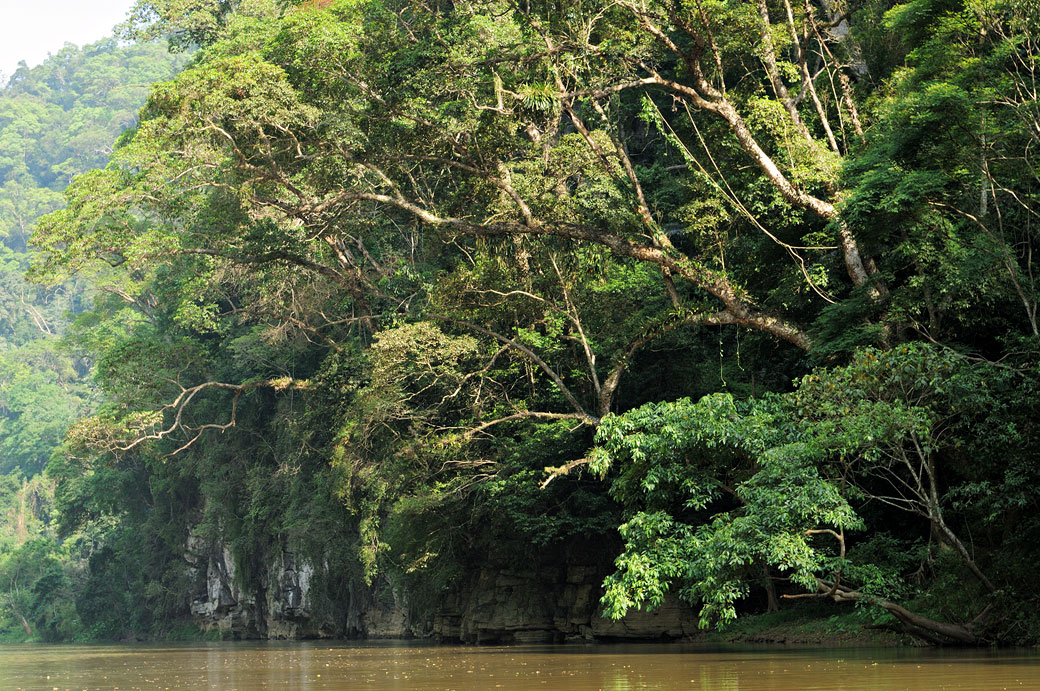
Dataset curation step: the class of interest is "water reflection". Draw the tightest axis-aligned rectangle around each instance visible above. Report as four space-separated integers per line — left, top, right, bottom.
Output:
2 642 1039 690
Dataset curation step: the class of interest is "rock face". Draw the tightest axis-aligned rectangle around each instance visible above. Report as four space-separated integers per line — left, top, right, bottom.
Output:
187 538 259 638
187 538 696 642
264 552 321 639
432 562 698 644
360 587 411 638
187 538 341 639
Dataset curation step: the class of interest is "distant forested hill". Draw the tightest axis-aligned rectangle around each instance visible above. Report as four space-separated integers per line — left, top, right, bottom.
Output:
0 39 187 475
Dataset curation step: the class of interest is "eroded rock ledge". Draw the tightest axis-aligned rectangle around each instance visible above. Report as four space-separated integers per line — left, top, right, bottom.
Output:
186 537 696 642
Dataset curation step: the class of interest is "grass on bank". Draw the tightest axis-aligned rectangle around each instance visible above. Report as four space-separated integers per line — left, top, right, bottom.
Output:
702 601 906 647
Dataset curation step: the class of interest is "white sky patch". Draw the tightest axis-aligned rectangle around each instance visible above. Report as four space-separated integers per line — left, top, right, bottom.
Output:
0 0 138 83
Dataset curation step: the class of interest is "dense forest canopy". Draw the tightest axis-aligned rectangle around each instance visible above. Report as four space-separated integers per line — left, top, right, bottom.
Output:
3 0 1039 644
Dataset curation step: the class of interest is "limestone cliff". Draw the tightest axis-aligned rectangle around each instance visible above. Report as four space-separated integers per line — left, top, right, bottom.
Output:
186 536 696 642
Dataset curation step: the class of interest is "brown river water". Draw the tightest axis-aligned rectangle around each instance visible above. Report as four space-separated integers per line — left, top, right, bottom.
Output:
1 641 1038 690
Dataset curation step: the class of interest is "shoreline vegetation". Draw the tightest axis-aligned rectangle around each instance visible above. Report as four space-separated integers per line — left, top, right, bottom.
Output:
3 0 1040 647
0 613 938 647
0 608 903 647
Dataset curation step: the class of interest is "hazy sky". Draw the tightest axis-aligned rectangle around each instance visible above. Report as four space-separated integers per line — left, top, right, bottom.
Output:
0 0 137 82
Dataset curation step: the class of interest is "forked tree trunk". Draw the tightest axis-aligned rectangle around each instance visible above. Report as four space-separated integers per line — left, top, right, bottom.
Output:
18 613 33 637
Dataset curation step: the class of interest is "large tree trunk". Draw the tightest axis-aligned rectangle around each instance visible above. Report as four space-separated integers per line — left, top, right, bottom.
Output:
807 580 980 645
763 564 780 613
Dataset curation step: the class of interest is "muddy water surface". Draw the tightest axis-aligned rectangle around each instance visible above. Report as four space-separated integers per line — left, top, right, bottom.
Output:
2 641 1038 690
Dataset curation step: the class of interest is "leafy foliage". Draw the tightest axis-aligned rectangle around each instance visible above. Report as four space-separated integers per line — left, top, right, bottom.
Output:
4 0 1040 645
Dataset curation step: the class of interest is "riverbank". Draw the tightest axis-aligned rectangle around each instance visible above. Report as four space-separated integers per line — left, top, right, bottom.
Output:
700 603 904 647
0 603 905 647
